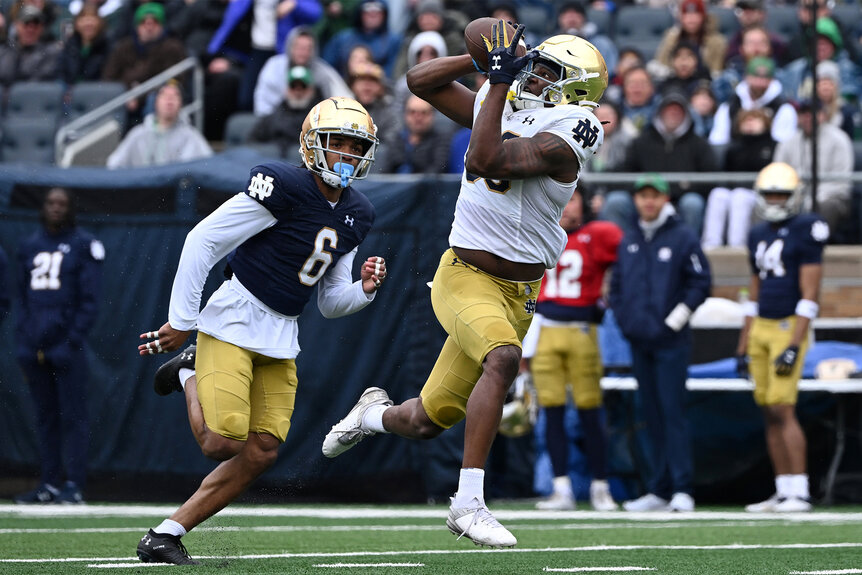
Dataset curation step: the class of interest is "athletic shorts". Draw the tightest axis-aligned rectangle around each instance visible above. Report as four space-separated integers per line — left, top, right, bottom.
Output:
420 248 542 428
531 322 603 409
748 316 809 406
196 332 298 442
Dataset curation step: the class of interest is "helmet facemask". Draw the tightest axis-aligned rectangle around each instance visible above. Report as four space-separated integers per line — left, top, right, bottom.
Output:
754 162 803 222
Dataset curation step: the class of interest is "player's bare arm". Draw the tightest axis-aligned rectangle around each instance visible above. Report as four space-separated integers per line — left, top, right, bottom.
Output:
406 54 477 128
789 263 823 346
735 275 760 356
467 123 579 182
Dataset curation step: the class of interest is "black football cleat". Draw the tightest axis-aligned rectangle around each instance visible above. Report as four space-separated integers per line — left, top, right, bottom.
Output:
137 529 200 565
153 345 196 396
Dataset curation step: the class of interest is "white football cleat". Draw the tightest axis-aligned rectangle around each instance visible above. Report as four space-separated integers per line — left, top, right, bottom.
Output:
322 387 392 458
668 492 695 512
622 493 669 512
535 492 576 511
773 496 812 513
447 497 517 548
590 480 619 511
745 493 781 513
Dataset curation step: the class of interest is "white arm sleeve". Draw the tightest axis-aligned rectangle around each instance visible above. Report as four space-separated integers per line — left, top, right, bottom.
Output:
168 193 277 331
521 313 544 359
317 247 375 319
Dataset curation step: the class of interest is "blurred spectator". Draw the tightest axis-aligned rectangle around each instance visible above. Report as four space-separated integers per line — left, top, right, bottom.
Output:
713 25 782 104
58 5 110 85
773 100 854 232
313 0 361 49
345 42 374 78
377 94 449 174
13 188 104 506
206 0 323 112
0 5 61 87
689 80 717 137
652 0 727 78
322 0 402 78
101 3 188 123
392 30 446 121
610 173 711 513
107 0 188 43
813 60 862 141
255 26 351 117
659 41 711 97
347 61 398 149
4 0 60 43
171 0 237 141
787 0 861 67
701 108 775 250
605 46 644 102
488 1 539 47
552 1 618 77
585 98 634 212
709 57 797 147
106 81 212 168
607 91 718 236
248 65 321 159
782 16 862 102
393 0 466 80
724 0 788 67
616 66 658 136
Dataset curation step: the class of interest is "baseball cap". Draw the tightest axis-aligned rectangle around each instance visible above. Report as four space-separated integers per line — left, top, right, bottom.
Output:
361 1 385 12
746 56 775 78
287 65 313 87
815 17 843 50
135 2 165 25
349 62 384 83
18 5 45 23
634 173 670 195
680 0 705 14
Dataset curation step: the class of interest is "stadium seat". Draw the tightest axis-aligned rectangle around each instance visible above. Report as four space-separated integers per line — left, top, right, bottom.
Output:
518 4 553 39
709 7 739 38
587 7 613 37
223 112 259 148
765 5 797 40
613 6 673 61
0 116 56 164
5 81 63 119
64 81 127 129
831 3 861 28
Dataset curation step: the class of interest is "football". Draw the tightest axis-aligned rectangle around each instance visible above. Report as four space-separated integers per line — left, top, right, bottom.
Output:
464 17 527 72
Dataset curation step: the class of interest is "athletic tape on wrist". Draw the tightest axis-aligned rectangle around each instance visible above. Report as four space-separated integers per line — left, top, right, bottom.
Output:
795 299 819 319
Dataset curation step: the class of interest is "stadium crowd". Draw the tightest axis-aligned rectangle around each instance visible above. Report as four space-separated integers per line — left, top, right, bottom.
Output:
0 0 861 244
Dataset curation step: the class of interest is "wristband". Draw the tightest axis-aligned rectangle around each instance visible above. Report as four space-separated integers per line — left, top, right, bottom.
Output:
742 301 758 317
795 299 819 319
471 58 484 73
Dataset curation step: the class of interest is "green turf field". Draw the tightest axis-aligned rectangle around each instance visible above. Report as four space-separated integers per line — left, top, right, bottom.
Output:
2 502 862 574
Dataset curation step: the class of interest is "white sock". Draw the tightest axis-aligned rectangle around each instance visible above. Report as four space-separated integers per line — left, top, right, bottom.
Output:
153 519 187 537
178 368 195 390
553 475 574 498
453 468 485 507
776 475 792 498
790 474 810 499
361 404 390 433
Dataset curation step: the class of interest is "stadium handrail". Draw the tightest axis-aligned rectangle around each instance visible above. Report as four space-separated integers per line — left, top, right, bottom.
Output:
54 57 205 165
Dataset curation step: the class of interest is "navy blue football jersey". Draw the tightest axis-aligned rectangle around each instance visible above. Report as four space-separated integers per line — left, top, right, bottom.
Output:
228 163 375 316
748 213 829 319
16 227 104 349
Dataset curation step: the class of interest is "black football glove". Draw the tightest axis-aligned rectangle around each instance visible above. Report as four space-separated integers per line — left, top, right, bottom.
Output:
486 20 537 85
735 354 749 379
774 345 799 376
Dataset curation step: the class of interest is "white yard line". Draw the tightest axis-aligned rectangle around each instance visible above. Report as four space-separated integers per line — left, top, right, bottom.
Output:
790 571 862 574
313 563 425 568
3 542 862 564
543 568 655 572
2 504 862 523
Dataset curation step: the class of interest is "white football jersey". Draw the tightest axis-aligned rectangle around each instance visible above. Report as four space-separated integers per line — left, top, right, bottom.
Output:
449 81 604 269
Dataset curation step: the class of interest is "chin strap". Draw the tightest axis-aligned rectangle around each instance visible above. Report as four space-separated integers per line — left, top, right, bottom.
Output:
332 162 355 188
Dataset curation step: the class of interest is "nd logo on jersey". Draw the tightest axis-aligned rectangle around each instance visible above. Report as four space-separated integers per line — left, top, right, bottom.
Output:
248 173 274 200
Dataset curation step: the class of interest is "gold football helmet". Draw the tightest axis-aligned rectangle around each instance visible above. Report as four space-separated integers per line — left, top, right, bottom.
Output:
754 162 804 222
511 34 608 110
300 97 379 188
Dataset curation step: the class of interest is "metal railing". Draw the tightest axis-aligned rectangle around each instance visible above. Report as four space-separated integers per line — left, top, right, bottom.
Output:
54 57 205 165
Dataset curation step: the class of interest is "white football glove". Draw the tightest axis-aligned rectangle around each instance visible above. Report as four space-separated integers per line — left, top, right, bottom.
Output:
664 303 692 332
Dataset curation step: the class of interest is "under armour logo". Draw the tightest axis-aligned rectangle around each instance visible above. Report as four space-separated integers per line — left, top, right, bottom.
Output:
524 299 536 315
142 536 151 546
522 116 534 125
344 215 354 227
180 351 194 362
491 55 502 70
247 173 274 200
